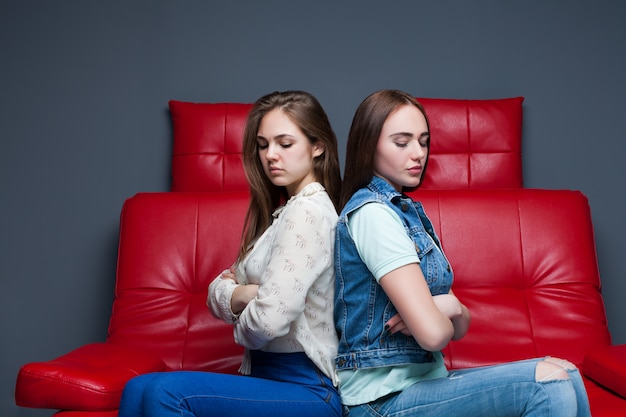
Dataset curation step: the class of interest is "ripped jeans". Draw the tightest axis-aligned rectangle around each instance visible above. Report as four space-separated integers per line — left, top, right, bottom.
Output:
342 358 590 417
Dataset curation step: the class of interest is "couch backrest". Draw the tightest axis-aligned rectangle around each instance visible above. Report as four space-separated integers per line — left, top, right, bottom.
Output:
417 98 523 189
107 192 248 373
169 101 251 193
107 189 610 372
409 188 611 369
168 97 524 192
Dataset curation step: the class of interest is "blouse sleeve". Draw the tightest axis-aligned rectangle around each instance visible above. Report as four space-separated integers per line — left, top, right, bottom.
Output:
233 198 333 349
207 270 239 323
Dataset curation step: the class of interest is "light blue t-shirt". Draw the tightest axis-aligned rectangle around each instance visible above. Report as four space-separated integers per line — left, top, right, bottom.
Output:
348 202 419 281
339 202 448 405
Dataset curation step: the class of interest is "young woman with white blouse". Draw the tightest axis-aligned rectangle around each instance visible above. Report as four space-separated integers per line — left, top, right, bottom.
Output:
118 90 342 417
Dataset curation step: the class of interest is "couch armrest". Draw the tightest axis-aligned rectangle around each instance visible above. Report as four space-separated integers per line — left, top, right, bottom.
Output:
15 342 165 411
583 344 626 398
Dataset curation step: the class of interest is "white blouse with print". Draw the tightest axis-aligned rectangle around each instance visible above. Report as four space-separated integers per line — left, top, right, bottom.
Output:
208 182 339 384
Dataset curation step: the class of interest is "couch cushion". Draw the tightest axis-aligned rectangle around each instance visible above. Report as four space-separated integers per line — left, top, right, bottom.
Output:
584 377 626 416
169 100 251 192
583 344 626 398
405 189 611 369
106 192 248 372
418 97 523 189
168 97 524 192
15 343 164 410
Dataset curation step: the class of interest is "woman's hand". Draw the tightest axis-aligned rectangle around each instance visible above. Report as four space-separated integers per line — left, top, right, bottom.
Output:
385 313 411 336
431 293 463 319
220 265 238 282
445 290 471 340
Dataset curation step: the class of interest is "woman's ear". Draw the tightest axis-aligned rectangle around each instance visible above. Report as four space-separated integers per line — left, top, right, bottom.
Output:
313 142 325 158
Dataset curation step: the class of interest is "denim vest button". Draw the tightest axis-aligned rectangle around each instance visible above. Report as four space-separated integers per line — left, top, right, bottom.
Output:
401 202 409 212
415 243 420 253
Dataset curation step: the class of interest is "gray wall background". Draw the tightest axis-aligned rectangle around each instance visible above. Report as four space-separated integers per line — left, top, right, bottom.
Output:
2 1 625 416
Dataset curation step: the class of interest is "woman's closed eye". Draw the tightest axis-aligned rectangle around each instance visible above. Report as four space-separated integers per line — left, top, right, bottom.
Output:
257 138 269 149
390 132 413 148
256 139 293 150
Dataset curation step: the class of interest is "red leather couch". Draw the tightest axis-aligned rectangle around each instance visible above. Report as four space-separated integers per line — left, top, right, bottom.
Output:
15 98 626 416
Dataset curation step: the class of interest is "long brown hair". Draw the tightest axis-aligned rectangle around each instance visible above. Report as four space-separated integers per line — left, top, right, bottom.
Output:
239 90 341 261
340 90 430 209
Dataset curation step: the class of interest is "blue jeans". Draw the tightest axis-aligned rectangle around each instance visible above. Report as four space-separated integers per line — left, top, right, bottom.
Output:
118 350 340 417
343 358 590 417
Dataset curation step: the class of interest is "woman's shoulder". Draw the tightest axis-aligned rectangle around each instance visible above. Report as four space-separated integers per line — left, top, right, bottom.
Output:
350 202 402 230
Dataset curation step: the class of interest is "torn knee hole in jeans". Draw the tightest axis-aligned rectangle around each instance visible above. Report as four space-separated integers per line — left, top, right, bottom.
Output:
544 357 577 371
536 359 573 383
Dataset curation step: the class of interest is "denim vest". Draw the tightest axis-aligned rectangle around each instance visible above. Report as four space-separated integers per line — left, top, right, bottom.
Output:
334 176 454 371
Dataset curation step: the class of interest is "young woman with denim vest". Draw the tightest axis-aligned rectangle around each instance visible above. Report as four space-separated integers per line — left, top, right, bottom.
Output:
334 89 591 417
118 90 342 417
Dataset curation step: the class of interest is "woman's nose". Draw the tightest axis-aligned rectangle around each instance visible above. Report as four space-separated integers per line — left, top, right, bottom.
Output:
265 143 278 160
410 142 426 160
